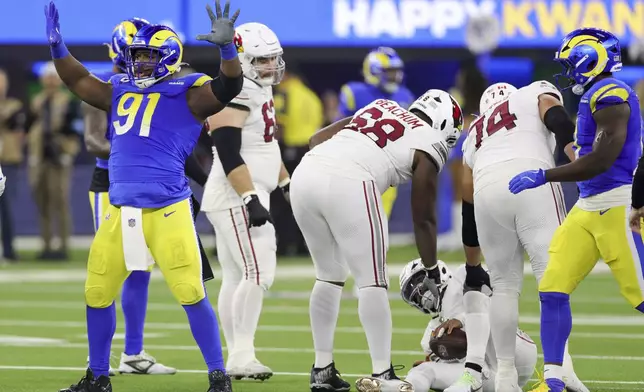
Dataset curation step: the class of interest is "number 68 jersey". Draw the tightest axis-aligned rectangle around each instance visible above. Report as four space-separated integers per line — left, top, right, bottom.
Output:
306 98 451 194
202 78 281 211
462 81 562 187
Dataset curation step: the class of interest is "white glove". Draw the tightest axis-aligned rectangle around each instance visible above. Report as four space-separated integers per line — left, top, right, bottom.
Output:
0 170 6 197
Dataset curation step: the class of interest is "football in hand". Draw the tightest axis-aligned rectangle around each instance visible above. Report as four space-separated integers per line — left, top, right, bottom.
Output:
429 328 467 360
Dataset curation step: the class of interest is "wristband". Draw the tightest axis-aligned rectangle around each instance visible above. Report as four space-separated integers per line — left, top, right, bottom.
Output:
279 177 291 188
241 190 258 202
220 42 238 61
50 41 70 59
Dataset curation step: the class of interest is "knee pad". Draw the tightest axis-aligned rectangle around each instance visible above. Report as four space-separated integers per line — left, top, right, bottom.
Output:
171 280 206 305
247 270 274 290
85 285 116 308
463 290 491 313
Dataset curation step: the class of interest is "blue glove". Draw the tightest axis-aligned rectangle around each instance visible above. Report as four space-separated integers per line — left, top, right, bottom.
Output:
45 1 69 58
508 169 546 194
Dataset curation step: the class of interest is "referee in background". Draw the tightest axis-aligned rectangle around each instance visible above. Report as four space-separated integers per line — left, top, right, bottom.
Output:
272 67 324 256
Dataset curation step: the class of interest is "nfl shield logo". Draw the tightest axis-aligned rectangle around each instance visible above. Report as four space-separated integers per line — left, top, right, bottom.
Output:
128 219 136 227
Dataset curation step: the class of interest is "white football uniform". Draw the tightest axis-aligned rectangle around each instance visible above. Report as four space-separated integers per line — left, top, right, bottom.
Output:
405 266 538 392
202 77 281 289
462 80 567 291
290 99 450 287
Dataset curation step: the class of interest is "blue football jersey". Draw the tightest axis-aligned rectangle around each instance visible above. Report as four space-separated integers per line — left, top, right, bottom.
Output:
92 70 116 170
337 81 414 118
108 73 212 208
575 78 643 198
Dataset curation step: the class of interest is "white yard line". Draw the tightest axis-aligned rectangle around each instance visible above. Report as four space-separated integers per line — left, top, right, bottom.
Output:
0 319 643 340
0 263 614 283
0 340 641 361
0 365 641 386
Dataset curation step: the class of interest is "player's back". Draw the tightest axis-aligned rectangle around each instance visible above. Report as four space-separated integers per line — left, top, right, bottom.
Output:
92 70 116 171
307 99 448 193
576 77 642 202
205 78 281 211
109 73 211 208
463 81 560 189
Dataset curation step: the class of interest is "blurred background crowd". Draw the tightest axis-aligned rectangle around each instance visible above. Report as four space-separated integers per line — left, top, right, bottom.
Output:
0 0 643 263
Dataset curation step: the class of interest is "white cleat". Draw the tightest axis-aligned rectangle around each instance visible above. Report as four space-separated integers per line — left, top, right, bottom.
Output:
445 369 483 392
494 368 521 392
118 351 177 375
86 354 116 377
562 371 589 392
355 377 414 392
227 359 273 381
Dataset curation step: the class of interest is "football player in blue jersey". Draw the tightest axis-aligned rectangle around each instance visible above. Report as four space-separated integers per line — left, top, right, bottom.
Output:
337 47 415 219
45 0 243 391
508 28 643 392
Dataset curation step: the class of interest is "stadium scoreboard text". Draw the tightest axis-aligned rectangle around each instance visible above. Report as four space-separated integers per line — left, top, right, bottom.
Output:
1 0 642 46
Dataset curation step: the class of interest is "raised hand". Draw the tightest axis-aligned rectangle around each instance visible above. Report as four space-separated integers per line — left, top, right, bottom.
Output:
508 169 546 194
44 1 63 46
196 0 240 47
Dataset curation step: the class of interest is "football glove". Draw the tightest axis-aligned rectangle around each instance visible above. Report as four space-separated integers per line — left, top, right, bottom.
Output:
243 193 273 228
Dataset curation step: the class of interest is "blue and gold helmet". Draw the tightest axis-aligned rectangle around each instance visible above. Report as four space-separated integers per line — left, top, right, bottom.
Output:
124 24 183 88
554 27 622 95
362 47 404 94
107 17 151 72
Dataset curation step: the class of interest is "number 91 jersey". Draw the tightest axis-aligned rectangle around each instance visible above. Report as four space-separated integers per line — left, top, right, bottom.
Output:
307 99 450 193
462 81 562 177
203 78 281 211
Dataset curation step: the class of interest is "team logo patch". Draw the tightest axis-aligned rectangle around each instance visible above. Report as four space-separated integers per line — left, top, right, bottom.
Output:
233 32 244 53
451 97 463 131
437 344 449 358
105 213 111 221
128 218 136 227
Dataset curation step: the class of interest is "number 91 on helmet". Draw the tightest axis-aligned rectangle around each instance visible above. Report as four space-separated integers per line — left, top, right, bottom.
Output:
399 259 452 317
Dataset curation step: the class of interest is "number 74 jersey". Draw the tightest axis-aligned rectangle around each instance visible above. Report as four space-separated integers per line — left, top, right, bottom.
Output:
202 77 281 212
462 80 561 177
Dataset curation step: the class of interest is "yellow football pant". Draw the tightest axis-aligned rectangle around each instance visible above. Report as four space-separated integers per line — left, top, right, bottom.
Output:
381 186 397 219
85 198 204 308
540 205 644 310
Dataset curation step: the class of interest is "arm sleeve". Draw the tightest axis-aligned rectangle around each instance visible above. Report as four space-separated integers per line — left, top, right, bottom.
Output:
590 84 630 113
338 84 356 117
632 155 644 209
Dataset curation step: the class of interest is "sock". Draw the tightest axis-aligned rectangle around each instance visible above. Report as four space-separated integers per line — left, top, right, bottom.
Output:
463 291 490 370
310 280 343 368
183 298 225 372
217 278 239 355
489 290 519 364
539 291 571 372
230 280 265 361
121 270 151 355
87 303 117 378
357 286 392 375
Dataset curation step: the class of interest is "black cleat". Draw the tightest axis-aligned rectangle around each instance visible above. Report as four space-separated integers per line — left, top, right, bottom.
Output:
207 370 232 392
372 364 404 380
310 362 351 392
59 369 112 392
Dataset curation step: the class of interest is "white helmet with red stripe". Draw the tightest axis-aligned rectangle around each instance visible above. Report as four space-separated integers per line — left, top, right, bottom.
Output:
479 82 518 114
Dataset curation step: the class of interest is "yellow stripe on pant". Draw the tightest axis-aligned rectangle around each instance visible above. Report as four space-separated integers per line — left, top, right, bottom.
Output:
539 205 644 310
86 198 202 308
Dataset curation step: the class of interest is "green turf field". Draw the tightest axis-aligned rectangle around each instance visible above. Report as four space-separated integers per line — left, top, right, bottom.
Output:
0 246 641 392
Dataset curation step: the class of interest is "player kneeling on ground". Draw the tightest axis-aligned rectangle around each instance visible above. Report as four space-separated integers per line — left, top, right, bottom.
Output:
356 260 538 392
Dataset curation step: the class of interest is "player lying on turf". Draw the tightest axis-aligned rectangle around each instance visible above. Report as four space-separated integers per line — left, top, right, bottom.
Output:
202 21 289 381
507 28 643 392
454 80 588 392
291 90 463 392
46 0 243 391
356 260 537 392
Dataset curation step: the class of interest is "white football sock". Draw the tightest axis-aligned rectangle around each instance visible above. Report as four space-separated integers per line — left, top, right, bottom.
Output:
231 280 265 363
489 290 519 364
463 291 490 369
358 286 392 375
217 278 238 356
310 280 343 368
563 340 575 372
544 364 564 381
